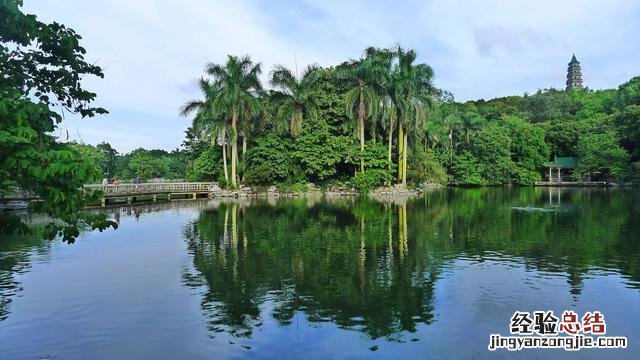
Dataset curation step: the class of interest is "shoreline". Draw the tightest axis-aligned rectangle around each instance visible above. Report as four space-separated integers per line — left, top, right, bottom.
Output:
207 183 446 199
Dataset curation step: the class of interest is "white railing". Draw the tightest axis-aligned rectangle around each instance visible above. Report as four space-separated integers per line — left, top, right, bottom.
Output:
84 182 218 196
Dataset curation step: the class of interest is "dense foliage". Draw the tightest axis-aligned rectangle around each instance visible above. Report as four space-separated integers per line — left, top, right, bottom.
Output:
180 47 437 193
178 48 640 189
1 0 116 240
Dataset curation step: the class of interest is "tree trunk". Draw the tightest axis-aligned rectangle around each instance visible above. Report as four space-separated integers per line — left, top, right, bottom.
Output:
387 123 393 186
231 111 238 188
359 84 366 173
397 125 404 184
403 130 408 186
398 204 404 260
241 137 247 182
221 129 229 184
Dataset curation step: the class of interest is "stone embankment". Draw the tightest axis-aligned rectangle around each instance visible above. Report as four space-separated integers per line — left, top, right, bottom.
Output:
207 183 443 199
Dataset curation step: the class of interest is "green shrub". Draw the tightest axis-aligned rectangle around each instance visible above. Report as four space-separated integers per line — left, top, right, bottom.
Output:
351 169 391 194
408 149 448 185
217 174 230 189
186 146 220 181
245 134 293 185
275 182 309 193
292 119 356 182
243 163 275 185
451 151 485 185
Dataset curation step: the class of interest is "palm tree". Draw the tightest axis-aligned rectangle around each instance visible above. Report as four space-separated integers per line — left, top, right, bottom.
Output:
381 95 398 182
270 64 320 137
336 49 389 172
459 104 484 145
392 46 435 186
180 78 230 183
239 95 270 182
206 55 263 188
367 47 397 182
424 119 446 150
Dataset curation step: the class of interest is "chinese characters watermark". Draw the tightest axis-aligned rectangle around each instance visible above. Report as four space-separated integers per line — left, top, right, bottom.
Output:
489 310 627 351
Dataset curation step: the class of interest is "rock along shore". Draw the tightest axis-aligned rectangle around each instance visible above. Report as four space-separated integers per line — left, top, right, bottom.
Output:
207 183 445 199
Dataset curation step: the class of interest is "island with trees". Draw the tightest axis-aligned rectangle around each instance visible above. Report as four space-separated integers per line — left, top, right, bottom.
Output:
78 54 639 194
2 0 640 239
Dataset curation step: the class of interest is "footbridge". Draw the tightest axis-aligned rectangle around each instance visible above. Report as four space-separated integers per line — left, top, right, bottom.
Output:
84 182 218 206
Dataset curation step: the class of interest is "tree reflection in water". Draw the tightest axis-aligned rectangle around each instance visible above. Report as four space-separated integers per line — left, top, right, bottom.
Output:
183 198 438 341
183 188 640 342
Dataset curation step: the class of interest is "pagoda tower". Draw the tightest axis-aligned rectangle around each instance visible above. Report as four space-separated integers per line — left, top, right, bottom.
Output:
566 54 583 90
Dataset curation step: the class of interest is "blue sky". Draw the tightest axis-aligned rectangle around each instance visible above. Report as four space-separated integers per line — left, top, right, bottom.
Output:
24 0 640 153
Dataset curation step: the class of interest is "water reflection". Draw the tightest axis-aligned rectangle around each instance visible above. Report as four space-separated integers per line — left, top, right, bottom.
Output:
0 188 638 358
0 215 52 322
183 198 438 341
0 200 214 323
183 188 640 344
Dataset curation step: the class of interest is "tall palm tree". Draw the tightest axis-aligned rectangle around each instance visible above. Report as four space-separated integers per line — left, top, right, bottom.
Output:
392 46 435 186
180 78 230 183
381 95 398 182
206 55 263 188
366 47 397 181
336 49 389 172
424 119 446 150
239 95 270 182
270 64 320 137
459 104 484 145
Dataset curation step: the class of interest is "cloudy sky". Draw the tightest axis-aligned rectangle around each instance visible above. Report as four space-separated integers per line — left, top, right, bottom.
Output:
24 0 640 153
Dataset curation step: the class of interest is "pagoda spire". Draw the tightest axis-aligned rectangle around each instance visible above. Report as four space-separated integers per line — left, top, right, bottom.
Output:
566 54 583 90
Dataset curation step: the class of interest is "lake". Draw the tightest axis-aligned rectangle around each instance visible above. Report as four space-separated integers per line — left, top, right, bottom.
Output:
0 188 638 359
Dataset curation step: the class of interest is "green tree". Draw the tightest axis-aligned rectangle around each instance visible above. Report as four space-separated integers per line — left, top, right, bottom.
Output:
366 47 398 182
244 134 295 185
68 142 107 181
615 76 640 108
502 116 549 184
180 79 230 184
96 142 118 176
471 123 513 184
336 49 389 172
292 119 355 182
614 105 640 161
458 103 485 145
0 0 116 240
574 132 629 180
451 151 484 185
391 46 435 186
126 148 166 180
543 119 581 157
408 149 448 185
206 56 263 187
270 64 320 137
186 146 221 182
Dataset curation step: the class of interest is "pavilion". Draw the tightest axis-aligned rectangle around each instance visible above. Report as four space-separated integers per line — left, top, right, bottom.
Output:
543 156 578 183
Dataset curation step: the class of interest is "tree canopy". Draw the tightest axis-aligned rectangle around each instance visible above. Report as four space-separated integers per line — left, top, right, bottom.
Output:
178 51 639 189
1 0 116 241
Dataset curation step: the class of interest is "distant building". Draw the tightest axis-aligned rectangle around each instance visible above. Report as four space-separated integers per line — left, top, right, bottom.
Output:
566 54 583 90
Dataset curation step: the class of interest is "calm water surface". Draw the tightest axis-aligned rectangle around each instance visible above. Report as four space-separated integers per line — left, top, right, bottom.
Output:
0 188 638 359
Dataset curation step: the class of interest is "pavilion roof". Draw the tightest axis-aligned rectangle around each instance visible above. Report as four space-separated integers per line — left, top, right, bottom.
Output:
544 156 578 168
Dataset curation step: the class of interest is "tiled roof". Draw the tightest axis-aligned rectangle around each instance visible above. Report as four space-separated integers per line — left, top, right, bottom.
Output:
543 157 578 168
